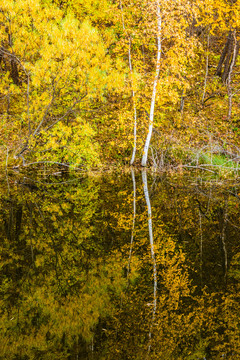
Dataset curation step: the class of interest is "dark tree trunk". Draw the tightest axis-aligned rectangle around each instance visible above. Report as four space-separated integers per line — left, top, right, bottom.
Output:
10 57 20 85
215 31 233 77
216 30 239 82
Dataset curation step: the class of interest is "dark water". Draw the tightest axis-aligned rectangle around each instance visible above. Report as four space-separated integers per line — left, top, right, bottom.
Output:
0 170 240 359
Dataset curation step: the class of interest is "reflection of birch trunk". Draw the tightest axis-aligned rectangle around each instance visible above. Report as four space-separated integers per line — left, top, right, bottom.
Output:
199 210 203 287
127 168 136 277
142 169 157 354
27 202 35 265
141 1 161 167
5 146 10 195
221 199 228 282
119 0 137 165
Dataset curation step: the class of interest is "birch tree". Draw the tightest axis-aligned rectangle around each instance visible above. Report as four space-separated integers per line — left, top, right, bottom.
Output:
140 0 196 167
141 1 162 167
119 0 137 165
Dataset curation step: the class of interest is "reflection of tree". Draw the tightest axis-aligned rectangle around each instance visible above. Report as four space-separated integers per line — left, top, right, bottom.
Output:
127 168 136 278
104 175 240 359
0 173 239 359
142 169 157 354
0 175 129 359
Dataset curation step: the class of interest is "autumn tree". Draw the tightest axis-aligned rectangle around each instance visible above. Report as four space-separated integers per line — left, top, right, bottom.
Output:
0 0 125 169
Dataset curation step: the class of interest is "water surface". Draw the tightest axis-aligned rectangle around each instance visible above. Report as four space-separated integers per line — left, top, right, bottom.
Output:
0 170 240 359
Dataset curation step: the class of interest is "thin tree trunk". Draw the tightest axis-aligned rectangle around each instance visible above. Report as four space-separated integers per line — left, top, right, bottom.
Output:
220 198 228 283
141 1 162 167
199 210 203 287
119 0 137 165
5 146 10 195
226 30 237 120
127 168 136 277
202 32 210 104
129 37 137 165
27 74 31 135
180 89 185 113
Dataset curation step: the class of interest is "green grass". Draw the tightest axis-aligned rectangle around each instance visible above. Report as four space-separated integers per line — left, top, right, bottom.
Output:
199 153 237 169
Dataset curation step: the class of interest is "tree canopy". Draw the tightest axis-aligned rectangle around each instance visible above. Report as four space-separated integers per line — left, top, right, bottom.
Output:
0 0 240 170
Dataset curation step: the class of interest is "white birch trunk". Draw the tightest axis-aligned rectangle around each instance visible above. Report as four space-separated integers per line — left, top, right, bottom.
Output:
129 37 137 165
141 1 162 167
226 30 237 121
119 0 137 165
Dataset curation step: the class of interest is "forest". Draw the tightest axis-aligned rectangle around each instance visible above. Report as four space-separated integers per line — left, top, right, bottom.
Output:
1 2 240 357
0 0 240 171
